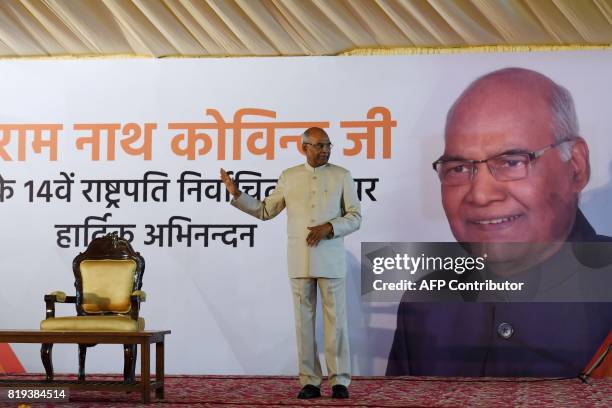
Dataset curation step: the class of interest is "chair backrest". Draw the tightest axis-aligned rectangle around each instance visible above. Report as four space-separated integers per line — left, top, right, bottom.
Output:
73 233 145 316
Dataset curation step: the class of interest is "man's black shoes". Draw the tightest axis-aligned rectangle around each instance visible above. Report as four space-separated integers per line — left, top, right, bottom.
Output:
297 384 321 399
331 384 349 399
296 384 349 399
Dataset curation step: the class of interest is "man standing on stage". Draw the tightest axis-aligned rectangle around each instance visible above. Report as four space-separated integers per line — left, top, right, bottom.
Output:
221 127 361 399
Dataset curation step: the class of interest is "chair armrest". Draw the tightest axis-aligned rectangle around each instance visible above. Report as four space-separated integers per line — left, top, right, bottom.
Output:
48 291 67 302
129 291 147 320
43 291 76 319
132 290 147 302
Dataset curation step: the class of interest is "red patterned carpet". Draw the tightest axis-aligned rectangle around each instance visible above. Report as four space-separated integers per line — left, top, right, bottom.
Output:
0 374 610 407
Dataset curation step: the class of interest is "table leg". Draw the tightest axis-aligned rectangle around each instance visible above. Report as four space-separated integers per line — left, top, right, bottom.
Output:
156 340 165 399
141 341 150 403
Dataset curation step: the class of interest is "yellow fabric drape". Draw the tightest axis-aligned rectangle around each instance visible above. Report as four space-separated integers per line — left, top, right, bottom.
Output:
1 1 611 58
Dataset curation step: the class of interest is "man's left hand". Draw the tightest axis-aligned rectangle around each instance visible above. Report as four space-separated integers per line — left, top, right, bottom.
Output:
306 223 333 247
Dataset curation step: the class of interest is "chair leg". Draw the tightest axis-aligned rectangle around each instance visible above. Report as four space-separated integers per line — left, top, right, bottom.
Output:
124 344 137 383
41 343 54 380
78 344 88 381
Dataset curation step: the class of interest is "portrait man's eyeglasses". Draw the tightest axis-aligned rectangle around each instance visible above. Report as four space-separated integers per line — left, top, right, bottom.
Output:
304 142 333 151
432 139 573 186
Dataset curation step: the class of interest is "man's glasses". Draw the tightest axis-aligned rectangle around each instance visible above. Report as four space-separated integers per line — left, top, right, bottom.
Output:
304 142 333 151
432 140 572 186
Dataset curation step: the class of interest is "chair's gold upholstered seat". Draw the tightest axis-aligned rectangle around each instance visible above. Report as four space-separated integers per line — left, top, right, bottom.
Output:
40 233 146 382
40 316 145 331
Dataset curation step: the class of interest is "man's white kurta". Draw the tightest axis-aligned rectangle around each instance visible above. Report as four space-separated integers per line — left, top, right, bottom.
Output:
231 162 361 278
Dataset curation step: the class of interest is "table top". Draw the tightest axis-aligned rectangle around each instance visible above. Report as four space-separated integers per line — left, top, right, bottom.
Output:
0 330 170 336
0 330 171 344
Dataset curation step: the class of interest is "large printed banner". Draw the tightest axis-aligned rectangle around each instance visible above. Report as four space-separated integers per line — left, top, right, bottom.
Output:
1 52 611 375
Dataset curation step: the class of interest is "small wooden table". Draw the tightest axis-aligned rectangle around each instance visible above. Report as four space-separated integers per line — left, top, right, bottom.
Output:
0 330 170 404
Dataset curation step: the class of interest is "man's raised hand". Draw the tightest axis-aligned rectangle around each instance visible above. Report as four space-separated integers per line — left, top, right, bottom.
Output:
220 168 241 198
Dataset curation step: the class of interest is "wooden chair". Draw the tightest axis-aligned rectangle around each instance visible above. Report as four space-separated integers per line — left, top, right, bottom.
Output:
40 233 146 382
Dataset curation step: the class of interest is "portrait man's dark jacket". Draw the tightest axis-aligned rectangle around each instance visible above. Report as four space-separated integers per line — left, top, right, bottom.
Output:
386 210 612 377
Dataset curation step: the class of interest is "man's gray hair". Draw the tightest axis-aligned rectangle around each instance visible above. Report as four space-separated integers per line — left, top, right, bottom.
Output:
446 67 579 161
550 83 579 161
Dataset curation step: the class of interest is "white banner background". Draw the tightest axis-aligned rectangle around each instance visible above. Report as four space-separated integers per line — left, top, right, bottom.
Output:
1 51 611 375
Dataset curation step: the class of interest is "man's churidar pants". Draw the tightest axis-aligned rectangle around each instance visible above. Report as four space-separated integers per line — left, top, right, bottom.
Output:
290 277 350 387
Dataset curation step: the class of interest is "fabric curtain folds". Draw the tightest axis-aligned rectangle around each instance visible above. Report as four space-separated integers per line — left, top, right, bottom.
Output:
0 0 610 58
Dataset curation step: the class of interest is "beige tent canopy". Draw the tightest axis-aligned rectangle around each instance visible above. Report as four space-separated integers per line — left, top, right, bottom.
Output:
0 0 611 58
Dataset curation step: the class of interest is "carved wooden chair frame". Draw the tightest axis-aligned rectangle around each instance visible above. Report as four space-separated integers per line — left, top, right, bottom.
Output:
41 233 145 382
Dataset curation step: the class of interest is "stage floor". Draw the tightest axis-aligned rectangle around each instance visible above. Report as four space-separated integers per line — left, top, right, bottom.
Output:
0 374 610 407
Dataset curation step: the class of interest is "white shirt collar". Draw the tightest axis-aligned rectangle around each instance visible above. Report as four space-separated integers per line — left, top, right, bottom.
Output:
304 162 329 173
